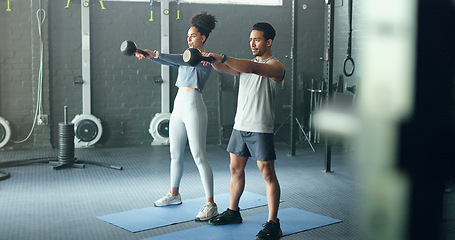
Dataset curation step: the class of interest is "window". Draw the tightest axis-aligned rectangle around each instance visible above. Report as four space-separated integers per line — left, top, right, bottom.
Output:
104 0 282 6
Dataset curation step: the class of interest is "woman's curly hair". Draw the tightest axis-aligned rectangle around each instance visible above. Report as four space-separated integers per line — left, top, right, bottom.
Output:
190 11 217 43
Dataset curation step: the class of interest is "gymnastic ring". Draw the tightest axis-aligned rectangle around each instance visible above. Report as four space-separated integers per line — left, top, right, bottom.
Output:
343 56 355 77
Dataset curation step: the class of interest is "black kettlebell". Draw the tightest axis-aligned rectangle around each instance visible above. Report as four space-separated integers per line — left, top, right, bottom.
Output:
120 40 149 57
183 48 215 66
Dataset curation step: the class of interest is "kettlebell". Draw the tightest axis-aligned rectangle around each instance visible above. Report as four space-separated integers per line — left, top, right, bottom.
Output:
120 40 149 57
183 48 215 66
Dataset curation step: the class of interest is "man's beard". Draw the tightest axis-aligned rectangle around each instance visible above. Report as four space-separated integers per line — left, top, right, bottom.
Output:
252 49 263 56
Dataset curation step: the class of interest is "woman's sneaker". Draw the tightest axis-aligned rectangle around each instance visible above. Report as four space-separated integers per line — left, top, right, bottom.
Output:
195 202 218 222
208 208 242 225
256 219 282 240
154 192 182 206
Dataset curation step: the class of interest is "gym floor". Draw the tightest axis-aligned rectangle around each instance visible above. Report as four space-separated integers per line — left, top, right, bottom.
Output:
0 143 453 240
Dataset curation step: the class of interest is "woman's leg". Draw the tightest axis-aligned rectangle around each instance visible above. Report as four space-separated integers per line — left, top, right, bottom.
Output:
184 92 214 202
154 103 187 206
169 97 188 194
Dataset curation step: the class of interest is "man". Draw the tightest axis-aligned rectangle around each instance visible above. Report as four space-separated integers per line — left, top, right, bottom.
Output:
203 22 285 240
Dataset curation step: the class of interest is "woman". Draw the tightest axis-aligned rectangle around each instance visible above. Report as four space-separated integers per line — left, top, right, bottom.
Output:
135 11 218 221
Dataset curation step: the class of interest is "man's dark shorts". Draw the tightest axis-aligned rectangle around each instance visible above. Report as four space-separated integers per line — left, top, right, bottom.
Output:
227 129 276 161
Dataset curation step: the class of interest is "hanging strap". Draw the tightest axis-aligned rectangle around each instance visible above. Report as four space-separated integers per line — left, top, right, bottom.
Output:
343 0 355 77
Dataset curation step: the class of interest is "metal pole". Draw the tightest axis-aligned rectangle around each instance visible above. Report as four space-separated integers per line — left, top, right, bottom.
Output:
289 0 297 156
324 0 335 173
81 0 91 115
160 0 170 113
64 106 68 124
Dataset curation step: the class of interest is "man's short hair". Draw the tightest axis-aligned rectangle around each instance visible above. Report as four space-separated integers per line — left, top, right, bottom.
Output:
252 22 276 41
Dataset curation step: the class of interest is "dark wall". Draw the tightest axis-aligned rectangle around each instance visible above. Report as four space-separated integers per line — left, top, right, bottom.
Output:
331 0 362 90
0 0 327 149
0 0 51 149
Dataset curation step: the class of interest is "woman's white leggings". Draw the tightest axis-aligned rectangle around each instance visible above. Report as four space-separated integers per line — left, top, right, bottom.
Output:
169 90 213 198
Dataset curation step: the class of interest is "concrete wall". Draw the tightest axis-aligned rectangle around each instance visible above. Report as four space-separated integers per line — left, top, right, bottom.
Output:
0 0 51 149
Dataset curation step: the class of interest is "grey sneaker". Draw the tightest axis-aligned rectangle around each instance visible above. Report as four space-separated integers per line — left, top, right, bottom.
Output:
195 202 218 222
154 192 182 207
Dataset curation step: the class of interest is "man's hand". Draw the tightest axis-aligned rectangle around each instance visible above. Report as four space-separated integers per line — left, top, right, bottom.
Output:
201 52 222 66
201 52 240 76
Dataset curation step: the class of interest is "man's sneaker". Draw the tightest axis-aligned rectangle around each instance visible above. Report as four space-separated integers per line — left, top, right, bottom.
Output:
256 219 282 240
208 208 242 225
195 202 218 222
154 192 182 206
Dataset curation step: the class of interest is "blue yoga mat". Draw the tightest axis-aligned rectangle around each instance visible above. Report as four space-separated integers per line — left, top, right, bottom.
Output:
143 208 342 240
97 192 271 232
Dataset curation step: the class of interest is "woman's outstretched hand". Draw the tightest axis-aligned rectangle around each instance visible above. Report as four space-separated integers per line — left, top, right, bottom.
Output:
135 49 154 60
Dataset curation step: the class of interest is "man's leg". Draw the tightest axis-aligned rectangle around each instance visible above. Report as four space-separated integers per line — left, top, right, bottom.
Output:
229 153 248 211
257 160 280 223
208 153 247 225
256 160 282 240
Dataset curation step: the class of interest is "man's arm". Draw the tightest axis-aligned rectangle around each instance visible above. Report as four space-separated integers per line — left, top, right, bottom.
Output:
202 53 240 76
210 60 241 76
206 53 285 82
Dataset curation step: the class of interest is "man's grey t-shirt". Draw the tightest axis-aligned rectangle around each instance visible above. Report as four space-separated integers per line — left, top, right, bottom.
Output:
233 56 278 134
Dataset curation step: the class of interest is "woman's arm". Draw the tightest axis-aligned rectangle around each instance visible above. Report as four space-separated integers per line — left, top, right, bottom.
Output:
135 49 184 68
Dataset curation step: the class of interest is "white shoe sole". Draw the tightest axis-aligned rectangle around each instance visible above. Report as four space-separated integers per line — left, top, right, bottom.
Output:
154 201 182 207
195 213 218 222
